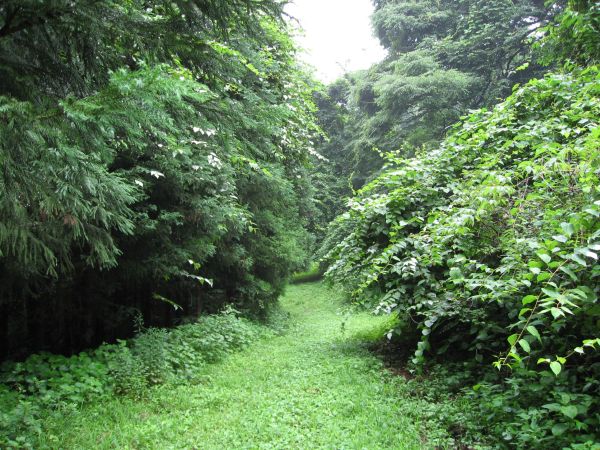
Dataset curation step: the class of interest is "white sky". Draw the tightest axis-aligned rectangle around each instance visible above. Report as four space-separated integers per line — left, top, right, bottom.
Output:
285 0 387 84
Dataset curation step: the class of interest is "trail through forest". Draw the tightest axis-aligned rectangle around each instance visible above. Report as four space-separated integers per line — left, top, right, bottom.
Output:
38 283 441 449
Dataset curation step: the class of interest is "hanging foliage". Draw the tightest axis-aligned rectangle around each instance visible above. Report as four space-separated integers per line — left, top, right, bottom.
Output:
0 0 319 358
320 4 600 443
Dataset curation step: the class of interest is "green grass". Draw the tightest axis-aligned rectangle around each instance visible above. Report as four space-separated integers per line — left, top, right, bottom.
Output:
289 262 323 284
35 283 456 449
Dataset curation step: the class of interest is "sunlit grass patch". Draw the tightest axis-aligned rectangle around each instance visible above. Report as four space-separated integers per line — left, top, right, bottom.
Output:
14 282 483 449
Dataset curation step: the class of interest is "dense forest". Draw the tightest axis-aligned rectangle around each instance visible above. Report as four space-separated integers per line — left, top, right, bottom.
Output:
0 0 319 359
1 0 599 448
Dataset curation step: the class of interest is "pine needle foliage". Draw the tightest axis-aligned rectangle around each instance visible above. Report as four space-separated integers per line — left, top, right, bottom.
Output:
0 1 319 358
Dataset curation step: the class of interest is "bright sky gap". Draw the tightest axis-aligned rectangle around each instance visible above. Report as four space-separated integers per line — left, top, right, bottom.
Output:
285 0 387 83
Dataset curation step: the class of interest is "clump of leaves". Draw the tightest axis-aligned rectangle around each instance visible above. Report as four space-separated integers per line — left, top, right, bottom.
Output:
0 308 269 447
322 66 600 447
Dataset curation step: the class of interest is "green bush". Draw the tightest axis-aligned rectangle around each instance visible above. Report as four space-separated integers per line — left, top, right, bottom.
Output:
168 308 266 364
0 352 111 407
104 343 148 398
0 308 269 447
0 387 43 449
321 66 600 447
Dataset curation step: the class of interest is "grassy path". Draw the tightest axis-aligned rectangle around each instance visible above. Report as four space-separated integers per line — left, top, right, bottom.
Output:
40 283 440 449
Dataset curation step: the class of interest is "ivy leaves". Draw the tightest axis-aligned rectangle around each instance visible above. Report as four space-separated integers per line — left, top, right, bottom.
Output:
322 67 600 446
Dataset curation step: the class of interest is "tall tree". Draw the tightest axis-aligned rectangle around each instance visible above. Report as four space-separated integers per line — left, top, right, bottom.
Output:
0 0 320 358
314 0 553 198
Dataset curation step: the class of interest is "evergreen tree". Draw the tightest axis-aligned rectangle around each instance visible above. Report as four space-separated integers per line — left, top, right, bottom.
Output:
0 0 319 358
314 0 553 201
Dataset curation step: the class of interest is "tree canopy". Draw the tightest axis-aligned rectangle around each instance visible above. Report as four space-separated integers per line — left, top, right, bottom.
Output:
1 0 599 447
0 0 319 358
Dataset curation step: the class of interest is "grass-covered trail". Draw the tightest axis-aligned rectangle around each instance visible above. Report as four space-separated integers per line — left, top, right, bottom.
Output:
40 283 443 449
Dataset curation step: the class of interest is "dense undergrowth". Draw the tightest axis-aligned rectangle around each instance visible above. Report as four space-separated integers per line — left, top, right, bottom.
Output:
0 308 274 448
1 282 496 449
319 3 600 445
322 63 600 447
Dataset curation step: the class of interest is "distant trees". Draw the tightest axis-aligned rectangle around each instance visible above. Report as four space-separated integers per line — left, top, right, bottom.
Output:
312 0 553 206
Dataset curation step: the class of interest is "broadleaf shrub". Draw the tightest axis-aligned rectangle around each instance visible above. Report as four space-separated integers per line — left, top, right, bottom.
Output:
321 66 600 447
0 308 271 447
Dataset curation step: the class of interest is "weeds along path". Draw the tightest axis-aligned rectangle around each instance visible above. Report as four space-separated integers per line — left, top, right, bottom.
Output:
40 283 439 449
